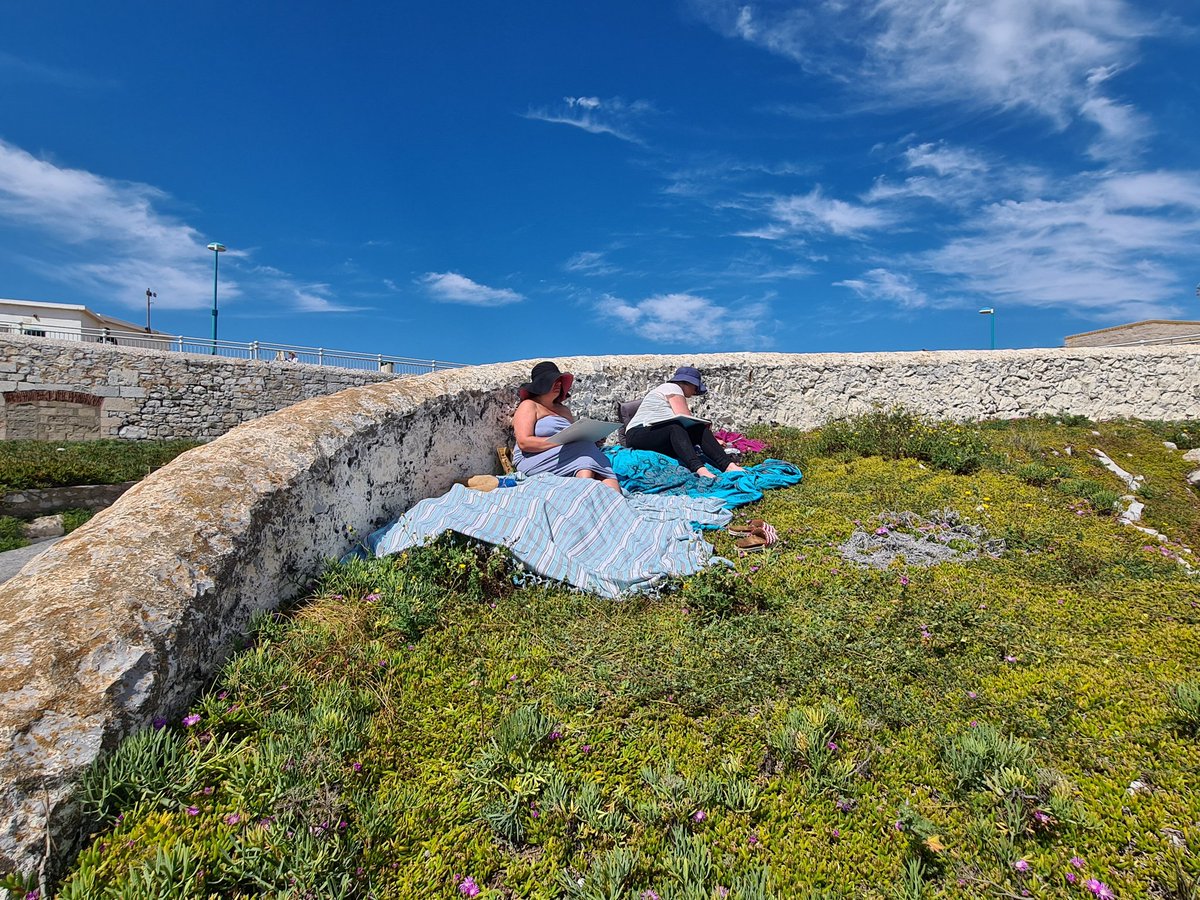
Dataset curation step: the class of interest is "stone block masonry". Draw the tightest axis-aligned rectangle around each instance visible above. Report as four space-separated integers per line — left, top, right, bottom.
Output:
0 334 398 441
1 345 1199 882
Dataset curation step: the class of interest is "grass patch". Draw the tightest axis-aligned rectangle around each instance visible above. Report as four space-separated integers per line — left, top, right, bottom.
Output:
39 416 1200 899
0 439 202 492
0 515 25 553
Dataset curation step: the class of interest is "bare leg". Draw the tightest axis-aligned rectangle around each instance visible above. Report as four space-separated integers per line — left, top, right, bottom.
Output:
574 469 595 479
725 462 744 472
602 477 621 493
696 465 717 478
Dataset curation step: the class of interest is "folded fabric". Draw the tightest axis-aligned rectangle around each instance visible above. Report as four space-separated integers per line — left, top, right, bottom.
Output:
713 429 768 453
352 474 731 599
607 448 802 509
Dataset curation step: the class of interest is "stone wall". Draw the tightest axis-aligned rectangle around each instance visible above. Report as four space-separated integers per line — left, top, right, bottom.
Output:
2 346 1200 881
0 333 399 441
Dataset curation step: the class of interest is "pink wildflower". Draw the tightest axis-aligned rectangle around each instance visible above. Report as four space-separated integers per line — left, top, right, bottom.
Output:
182 713 201 727
1070 857 1085 869
692 810 707 822
1084 879 1114 899
900 575 909 586
458 876 481 897
224 813 240 826
1013 859 1030 873
1067 873 1078 884
186 806 199 816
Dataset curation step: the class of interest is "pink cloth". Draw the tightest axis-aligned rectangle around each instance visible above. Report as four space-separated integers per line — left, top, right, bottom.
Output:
714 429 768 453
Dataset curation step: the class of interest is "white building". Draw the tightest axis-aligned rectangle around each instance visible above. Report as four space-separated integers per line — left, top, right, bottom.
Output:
0 298 170 343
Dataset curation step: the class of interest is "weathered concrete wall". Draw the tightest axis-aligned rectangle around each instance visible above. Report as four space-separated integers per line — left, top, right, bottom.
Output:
0 333 398 441
1 346 1199 881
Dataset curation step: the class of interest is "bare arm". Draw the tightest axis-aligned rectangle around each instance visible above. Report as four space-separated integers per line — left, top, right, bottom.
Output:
513 400 557 454
667 394 691 416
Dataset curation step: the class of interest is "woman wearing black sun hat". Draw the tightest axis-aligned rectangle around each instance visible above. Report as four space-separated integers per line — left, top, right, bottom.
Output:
510 361 621 492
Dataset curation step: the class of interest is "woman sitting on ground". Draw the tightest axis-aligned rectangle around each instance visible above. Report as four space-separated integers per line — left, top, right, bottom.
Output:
512 361 621 492
624 366 744 479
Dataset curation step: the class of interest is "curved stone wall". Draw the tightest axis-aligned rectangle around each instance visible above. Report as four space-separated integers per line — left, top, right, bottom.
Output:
2 346 1199 879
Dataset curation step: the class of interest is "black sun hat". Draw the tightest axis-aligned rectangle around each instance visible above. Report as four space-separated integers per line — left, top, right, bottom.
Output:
518 361 574 401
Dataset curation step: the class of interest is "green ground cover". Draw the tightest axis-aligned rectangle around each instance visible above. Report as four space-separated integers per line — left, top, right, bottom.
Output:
23 415 1200 899
0 439 198 550
0 439 202 493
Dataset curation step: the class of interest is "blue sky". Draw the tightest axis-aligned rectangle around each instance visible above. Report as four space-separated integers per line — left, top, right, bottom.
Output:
1 1 1197 364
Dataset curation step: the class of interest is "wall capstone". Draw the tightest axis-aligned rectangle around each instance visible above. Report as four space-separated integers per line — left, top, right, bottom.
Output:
1 346 1199 881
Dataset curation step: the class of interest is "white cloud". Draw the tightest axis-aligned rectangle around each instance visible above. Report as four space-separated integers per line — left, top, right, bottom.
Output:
524 96 654 143
835 268 930 309
419 271 524 306
862 141 999 206
761 187 893 237
694 0 1152 155
601 291 770 346
0 138 355 315
903 142 988 178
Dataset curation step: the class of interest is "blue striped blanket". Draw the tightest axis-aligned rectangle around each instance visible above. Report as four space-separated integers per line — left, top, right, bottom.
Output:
357 475 731 598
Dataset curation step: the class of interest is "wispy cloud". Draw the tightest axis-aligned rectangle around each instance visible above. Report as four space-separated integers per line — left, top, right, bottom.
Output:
601 291 771 347
0 138 234 309
694 0 1153 157
0 137 360 315
835 268 931 309
0 51 115 90
563 250 619 276
419 271 524 306
916 170 1200 318
524 96 654 144
752 187 894 238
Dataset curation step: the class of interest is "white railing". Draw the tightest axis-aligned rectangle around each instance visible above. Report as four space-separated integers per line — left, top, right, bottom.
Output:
2 324 466 375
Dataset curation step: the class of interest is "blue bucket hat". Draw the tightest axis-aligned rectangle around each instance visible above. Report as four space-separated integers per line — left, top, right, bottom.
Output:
671 365 708 395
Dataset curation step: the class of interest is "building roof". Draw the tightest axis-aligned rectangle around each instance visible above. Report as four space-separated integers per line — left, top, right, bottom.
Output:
1064 319 1200 341
0 298 170 335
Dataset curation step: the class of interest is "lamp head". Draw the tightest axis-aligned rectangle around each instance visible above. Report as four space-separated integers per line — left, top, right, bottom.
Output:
978 308 994 315
207 242 227 253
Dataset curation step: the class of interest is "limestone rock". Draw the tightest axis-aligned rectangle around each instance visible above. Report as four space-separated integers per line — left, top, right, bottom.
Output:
1183 448 1200 463
1187 469 1200 486
22 515 64 540
1163 441 1178 450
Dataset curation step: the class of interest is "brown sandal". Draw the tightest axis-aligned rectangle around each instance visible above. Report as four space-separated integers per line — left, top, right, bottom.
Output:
735 532 771 551
728 518 766 535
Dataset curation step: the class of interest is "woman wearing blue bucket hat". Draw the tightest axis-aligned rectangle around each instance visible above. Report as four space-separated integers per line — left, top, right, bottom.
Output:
624 366 744 478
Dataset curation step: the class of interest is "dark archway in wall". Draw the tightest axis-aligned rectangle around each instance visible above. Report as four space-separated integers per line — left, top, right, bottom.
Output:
0 390 103 441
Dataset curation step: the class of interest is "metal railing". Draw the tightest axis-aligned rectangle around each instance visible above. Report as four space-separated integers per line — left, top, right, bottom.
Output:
2 323 466 375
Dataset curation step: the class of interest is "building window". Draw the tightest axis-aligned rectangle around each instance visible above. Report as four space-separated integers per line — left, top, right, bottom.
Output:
21 327 46 337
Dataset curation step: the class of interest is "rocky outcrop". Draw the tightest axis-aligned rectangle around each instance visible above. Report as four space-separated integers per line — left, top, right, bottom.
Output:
2 346 1199 881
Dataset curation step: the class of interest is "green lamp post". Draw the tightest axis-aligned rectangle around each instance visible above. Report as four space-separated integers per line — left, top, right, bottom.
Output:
978 307 995 350
207 242 226 354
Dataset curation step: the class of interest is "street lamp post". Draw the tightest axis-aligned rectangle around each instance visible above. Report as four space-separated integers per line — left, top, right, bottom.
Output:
978 308 995 350
207 242 226 354
145 289 156 333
